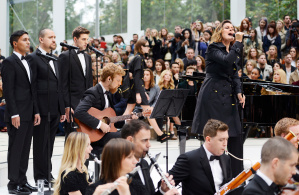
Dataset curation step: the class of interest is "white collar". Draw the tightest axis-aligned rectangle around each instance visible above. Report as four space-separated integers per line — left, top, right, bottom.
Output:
99 82 107 93
203 144 214 160
13 51 25 60
38 47 49 55
257 170 273 186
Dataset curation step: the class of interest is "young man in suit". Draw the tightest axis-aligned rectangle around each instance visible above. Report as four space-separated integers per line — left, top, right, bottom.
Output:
59 26 93 138
2 30 41 194
74 63 125 150
169 119 232 195
121 120 178 195
27 29 66 187
242 137 298 195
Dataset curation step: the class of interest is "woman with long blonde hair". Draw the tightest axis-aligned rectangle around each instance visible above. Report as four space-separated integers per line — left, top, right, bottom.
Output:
53 132 92 195
158 70 175 90
273 69 287 84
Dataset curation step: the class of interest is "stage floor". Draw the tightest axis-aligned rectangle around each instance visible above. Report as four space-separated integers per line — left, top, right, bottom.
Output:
0 132 267 194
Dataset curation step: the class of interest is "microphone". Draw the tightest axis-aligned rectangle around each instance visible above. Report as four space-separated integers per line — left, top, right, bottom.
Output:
88 45 105 56
233 34 251 38
60 42 79 50
37 52 57 61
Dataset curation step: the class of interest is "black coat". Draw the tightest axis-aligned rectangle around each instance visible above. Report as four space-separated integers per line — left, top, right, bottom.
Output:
27 49 64 116
191 42 243 137
169 146 232 195
242 174 277 195
58 49 93 109
2 53 39 122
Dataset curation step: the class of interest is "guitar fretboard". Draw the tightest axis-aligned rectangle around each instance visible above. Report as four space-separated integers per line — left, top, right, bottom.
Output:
109 112 144 123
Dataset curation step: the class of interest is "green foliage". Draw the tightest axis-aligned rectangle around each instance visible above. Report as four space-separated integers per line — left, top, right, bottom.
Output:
246 0 297 28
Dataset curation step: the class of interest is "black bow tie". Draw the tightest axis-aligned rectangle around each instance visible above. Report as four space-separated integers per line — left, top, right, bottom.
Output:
21 56 26 60
210 155 220 161
104 91 110 95
46 52 52 56
270 183 281 194
77 50 85 54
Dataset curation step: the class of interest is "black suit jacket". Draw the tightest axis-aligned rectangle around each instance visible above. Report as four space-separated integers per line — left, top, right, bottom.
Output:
169 146 232 195
2 53 39 122
74 84 113 130
27 49 64 116
133 158 162 195
242 174 276 195
59 49 93 109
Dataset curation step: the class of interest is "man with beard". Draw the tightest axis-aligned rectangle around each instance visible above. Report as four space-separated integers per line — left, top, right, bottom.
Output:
27 29 66 187
74 63 126 150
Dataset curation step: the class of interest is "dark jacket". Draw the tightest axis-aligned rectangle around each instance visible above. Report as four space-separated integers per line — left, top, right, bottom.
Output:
74 84 113 130
242 174 277 195
2 53 39 122
147 37 162 60
58 49 93 109
178 80 197 95
169 146 232 195
191 41 243 137
27 49 64 116
263 35 282 59
177 40 195 59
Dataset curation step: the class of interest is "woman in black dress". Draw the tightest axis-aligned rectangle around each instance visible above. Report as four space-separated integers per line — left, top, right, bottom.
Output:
85 138 137 195
53 132 93 195
191 20 245 177
122 39 170 142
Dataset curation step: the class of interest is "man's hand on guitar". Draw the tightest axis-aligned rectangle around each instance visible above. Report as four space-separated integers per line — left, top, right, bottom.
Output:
100 122 111 133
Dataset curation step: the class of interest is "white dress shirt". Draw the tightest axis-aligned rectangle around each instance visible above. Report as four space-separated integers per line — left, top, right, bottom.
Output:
76 49 86 76
12 51 32 119
256 170 273 186
96 82 109 129
203 144 223 191
38 47 56 75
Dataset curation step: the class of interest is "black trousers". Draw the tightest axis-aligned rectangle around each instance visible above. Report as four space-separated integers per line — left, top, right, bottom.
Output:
33 115 60 181
227 136 244 177
64 121 76 141
91 131 121 155
7 121 33 189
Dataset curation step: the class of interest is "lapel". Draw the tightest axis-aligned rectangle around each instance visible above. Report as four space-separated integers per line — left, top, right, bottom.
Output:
53 60 59 80
140 159 152 193
96 84 106 110
36 49 57 79
12 53 31 84
71 49 84 77
84 53 90 79
199 146 216 192
219 154 228 185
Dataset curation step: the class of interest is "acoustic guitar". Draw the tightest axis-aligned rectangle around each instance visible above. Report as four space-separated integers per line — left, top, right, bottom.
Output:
75 107 151 142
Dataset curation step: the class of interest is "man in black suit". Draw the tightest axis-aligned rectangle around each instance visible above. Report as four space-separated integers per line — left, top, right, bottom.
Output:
27 29 66 186
58 26 93 138
121 120 178 195
2 30 41 194
169 119 232 195
74 63 125 150
242 137 298 195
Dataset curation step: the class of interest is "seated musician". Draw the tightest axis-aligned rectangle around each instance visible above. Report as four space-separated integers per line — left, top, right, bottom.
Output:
53 132 93 195
85 138 137 195
74 63 130 152
242 137 298 195
121 120 178 195
168 119 233 195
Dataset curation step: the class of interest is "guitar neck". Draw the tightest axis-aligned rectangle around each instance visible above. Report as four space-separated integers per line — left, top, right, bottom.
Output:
109 112 143 123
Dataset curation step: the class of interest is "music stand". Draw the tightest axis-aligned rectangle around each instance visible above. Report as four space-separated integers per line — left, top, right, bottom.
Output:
150 89 189 171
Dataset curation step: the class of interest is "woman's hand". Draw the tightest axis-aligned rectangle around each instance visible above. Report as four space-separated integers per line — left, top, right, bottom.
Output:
237 93 245 108
235 32 244 43
116 176 130 195
136 93 142 104
93 183 116 195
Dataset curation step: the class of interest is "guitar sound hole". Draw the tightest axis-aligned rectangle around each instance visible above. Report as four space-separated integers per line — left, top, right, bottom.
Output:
102 117 111 125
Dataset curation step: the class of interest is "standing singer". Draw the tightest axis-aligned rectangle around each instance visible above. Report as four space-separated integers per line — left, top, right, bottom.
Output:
191 20 246 177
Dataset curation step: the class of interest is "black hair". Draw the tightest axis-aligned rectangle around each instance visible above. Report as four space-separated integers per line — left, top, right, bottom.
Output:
187 59 197 66
170 61 179 69
101 36 105 41
10 30 28 48
204 30 212 37
174 33 182 39
113 35 118 37
29 46 34 53
182 28 193 42
121 120 150 139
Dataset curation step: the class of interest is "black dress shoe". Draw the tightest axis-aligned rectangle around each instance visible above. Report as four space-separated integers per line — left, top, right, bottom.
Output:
8 186 31 194
23 182 37 192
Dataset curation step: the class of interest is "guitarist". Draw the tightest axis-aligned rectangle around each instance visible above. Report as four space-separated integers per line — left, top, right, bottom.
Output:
74 63 131 150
